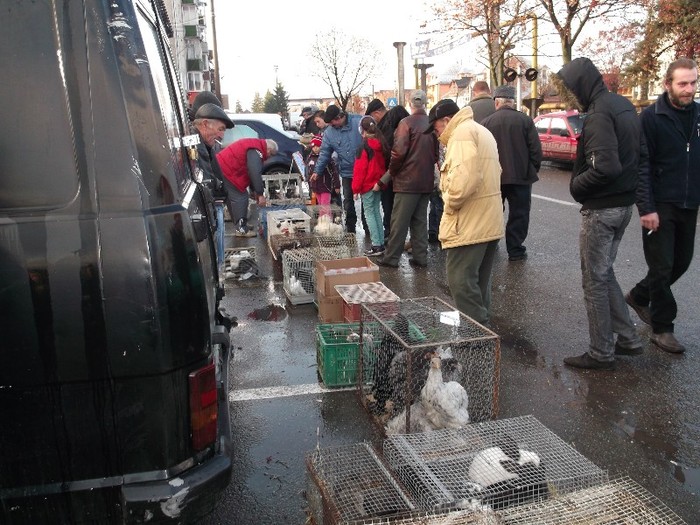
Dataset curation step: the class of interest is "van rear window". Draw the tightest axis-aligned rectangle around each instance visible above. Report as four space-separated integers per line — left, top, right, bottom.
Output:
0 2 79 211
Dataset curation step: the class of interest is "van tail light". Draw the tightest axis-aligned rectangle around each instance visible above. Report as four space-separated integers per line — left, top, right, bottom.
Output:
189 363 218 451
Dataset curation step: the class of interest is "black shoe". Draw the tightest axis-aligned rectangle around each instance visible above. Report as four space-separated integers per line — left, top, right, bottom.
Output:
614 341 643 356
625 292 651 326
564 353 616 370
375 257 398 268
650 332 685 354
408 258 427 268
364 245 385 257
508 252 528 262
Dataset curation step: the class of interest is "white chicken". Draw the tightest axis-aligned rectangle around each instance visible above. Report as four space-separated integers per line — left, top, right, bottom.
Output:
314 214 344 236
384 402 436 435
285 275 306 296
229 250 252 271
420 356 470 429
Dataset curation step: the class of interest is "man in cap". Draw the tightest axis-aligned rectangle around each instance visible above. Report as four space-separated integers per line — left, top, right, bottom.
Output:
481 85 542 261
426 99 503 324
191 96 233 191
311 105 363 232
366 99 410 238
299 106 321 135
468 81 496 123
376 90 437 268
553 57 645 370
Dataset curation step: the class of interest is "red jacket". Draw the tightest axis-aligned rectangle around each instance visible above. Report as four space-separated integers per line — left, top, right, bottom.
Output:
351 138 386 194
217 138 269 193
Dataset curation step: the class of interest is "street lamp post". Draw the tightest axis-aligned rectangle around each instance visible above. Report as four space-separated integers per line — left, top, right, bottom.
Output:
393 42 407 107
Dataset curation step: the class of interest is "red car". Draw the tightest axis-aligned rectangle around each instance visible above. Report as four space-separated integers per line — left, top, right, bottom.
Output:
534 110 585 163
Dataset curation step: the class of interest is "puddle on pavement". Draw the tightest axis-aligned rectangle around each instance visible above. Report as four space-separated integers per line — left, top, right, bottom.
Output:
248 304 288 321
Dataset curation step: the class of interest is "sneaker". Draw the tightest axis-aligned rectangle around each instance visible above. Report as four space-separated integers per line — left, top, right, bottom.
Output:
650 332 685 354
614 341 643 356
625 292 651 325
563 353 616 370
234 227 257 238
364 245 385 257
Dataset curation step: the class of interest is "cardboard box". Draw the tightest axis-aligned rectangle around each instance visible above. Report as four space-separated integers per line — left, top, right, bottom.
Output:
315 257 380 297
317 290 344 323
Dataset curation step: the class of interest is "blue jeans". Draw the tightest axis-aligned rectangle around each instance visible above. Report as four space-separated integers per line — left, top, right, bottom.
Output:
361 191 384 247
580 206 641 361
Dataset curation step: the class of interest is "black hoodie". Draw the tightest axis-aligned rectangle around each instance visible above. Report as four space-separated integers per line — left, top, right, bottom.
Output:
557 57 647 210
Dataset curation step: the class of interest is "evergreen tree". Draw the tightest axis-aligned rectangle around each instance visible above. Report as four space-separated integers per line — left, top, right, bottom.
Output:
235 99 243 113
251 92 264 113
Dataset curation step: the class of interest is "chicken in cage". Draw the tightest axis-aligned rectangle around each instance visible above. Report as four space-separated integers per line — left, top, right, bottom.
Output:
282 248 315 304
223 247 258 280
312 233 359 261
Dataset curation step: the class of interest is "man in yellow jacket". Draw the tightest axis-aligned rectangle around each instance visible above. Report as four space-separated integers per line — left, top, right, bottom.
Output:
424 99 504 324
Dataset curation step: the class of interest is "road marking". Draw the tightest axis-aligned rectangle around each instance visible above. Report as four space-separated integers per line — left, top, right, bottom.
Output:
533 193 579 207
230 383 354 402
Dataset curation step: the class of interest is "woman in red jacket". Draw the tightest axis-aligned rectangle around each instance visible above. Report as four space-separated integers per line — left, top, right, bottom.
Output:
352 117 389 256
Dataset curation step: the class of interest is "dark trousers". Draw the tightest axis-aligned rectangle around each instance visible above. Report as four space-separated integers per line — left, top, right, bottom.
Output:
341 177 357 233
501 184 532 257
428 189 443 237
381 184 395 237
383 193 430 265
630 202 698 333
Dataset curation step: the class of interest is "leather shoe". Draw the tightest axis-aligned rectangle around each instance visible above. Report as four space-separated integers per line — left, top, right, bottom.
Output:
625 292 651 326
375 258 398 268
614 341 643 356
564 353 616 370
508 252 528 262
408 258 427 268
650 332 685 354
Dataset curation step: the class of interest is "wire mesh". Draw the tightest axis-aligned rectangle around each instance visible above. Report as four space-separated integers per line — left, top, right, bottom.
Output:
307 203 344 233
266 208 311 240
269 231 315 261
501 476 687 524
383 415 609 513
282 247 315 304
262 172 305 201
345 508 502 524
223 247 257 280
357 297 500 433
313 233 360 261
306 443 417 524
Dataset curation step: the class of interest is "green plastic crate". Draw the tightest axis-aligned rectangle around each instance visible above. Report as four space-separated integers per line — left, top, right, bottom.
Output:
316 323 376 388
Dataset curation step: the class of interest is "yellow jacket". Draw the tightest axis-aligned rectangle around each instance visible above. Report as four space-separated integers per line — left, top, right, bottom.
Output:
438 106 504 249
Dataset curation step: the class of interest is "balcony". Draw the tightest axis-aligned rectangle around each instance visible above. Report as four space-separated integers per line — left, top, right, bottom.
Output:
184 25 197 38
187 59 202 72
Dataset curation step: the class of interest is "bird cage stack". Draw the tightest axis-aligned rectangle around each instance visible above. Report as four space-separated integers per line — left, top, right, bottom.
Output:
282 247 316 305
500 476 688 524
312 233 359 261
266 208 312 260
223 247 257 280
307 204 344 234
306 443 417 525
357 297 500 434
262 172 306 203
383 415 609 513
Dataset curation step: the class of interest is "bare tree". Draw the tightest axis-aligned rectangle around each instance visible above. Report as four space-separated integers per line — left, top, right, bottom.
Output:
309 30 382 111
429 0 532 86
578 24 640 93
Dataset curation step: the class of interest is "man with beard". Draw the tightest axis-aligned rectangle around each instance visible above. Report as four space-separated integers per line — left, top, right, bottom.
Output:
553 57 645 371
626 58 700 354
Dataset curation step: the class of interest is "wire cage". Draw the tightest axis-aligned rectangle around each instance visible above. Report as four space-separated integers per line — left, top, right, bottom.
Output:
501 476 688 524
262 172 306 202
307 204 344 233
223 246 257 280
259 203 306 239
383 415 609 513
337 508 503 525
269 231 315 261
357 297 500 434
282 247 315 305
312 233 360 262
306 443 417 525
266 207 311 241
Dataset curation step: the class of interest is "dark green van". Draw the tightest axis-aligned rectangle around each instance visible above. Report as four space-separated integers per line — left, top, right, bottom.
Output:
0 1 232 522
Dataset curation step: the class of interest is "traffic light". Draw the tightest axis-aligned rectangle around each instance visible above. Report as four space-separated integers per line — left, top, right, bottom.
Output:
524 68 538 81
504 68 518 82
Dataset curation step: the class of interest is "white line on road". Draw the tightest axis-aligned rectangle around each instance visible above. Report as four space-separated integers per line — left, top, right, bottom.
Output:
533 193 579 207
230 383 354 402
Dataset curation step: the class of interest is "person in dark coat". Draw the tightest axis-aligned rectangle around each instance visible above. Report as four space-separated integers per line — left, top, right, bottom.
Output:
481 85 542 261
552 57 645 371
299 106 321 135
365 99 410 237
626 58 700 354
376 90 438 268
469 81 496 123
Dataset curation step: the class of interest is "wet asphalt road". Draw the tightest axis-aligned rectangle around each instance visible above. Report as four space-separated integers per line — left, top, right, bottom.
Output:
202 163 699 524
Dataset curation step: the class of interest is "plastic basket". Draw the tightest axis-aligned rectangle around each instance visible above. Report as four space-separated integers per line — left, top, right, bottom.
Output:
316 323 377 388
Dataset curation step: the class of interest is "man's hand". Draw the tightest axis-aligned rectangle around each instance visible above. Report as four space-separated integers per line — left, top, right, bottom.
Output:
372 183 381 192
257 194 267 207
310 172 318 182
640 212 659 232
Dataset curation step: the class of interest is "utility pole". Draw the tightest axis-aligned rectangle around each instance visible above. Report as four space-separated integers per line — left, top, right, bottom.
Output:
393 42 406 107
414 63 433 93
210 0 222 103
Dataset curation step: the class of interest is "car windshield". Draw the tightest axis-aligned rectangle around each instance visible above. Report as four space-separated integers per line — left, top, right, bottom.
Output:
568 114 585 135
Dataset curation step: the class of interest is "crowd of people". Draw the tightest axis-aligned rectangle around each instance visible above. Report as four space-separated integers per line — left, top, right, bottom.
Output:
193 57 699 370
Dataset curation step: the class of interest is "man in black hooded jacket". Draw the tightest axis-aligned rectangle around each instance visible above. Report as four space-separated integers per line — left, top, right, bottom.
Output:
553 57 646 371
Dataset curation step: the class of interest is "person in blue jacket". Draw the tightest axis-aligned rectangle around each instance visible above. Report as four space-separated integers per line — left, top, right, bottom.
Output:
311 105 363 233
626 58 700 354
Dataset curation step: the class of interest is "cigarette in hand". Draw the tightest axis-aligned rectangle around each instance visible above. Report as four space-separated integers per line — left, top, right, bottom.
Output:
647 229 653 236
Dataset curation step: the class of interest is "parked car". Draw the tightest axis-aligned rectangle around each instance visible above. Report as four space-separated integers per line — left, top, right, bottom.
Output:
1 1 232 523
222 116 304 175
227 112 286 133
533 110 585 164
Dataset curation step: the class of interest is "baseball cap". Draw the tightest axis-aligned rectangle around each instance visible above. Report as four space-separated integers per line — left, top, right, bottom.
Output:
423 99 460 134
